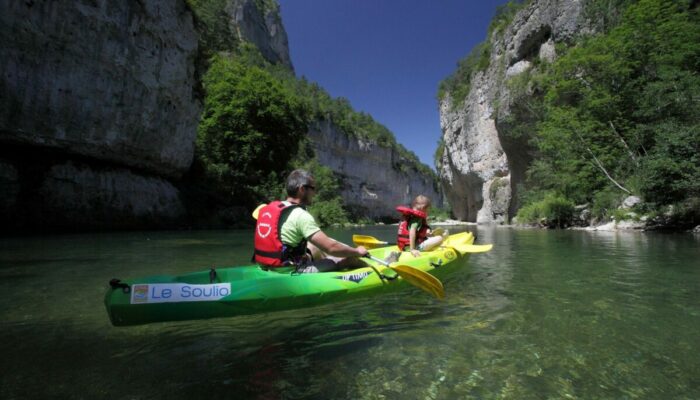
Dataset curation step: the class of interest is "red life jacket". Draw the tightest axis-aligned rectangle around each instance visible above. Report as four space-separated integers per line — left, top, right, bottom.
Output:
254 201 308 267
396 206 430 251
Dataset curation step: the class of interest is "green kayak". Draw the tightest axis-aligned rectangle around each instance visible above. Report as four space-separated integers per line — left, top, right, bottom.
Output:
104 231 491 326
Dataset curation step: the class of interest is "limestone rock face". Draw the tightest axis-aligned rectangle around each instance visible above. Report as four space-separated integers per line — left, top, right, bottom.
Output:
0 0 200 231
309 120 442 219
0 0 434 231
621 196 642 209
0 159 19 220
438 0 586 223
227 0 293 69
0 0 200 177
37 163 185 229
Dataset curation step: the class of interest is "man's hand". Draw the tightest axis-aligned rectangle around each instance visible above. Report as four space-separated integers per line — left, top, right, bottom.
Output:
309 231 370 258
356 246 368 257
411 249 421 257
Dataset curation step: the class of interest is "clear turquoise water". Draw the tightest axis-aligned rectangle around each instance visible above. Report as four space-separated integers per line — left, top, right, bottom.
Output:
1 226 699 399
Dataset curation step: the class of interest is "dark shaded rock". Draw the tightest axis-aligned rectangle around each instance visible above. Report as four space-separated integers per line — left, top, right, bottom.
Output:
0 0 200 177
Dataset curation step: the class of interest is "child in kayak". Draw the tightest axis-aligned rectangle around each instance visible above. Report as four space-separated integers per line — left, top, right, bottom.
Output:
394 195 448 258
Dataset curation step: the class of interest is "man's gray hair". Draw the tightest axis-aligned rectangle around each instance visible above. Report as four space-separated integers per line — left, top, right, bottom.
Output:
286 169 314 197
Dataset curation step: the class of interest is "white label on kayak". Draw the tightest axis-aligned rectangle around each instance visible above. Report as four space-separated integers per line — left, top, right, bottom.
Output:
130 283 231 304
336 271 372 283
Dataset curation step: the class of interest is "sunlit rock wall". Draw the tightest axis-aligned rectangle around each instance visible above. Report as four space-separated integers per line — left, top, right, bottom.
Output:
438 0 586 223
309 120 442 219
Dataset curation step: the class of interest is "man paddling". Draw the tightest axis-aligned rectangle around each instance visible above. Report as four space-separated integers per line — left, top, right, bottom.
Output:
253 169 369 273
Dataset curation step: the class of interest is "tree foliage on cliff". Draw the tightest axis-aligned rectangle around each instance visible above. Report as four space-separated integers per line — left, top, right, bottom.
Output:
196 54 310 205
230 43 436 181
437 1 529 106
437 41 491 106
291 78 436 179
187 0 238 56
188 2 438 224
517 0 700 225
294 157 349 226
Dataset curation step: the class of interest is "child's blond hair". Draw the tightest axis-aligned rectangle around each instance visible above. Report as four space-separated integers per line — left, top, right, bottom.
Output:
411 195 431 208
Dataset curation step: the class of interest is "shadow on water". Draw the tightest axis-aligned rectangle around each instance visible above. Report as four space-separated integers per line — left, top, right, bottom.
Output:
0 257 104 268
0 295 462 399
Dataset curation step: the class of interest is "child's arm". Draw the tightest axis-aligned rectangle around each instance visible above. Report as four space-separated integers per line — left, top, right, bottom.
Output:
409 226 420 257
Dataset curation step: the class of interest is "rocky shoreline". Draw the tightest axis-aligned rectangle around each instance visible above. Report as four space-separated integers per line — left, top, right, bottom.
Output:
509 221 700 233
436 214 699 233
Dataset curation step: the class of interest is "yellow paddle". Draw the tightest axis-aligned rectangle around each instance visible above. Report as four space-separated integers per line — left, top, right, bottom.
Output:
352 228 444 249
353 234 493 255
365 255 445 300
452 243 493 253
251 204 266 219
443 233 493 254
352 234 389 249
353 229 446 249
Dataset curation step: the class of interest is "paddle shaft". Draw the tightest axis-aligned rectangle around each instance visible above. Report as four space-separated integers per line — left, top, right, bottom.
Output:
365 254 390 266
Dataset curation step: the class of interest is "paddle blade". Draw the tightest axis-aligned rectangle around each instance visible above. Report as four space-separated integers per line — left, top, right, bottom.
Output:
442 231 474 248
352 234 389 249
392 265 445 300
449 243 493 255
252 204 266 220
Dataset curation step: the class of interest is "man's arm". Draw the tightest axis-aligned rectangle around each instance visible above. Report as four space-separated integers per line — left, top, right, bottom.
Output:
308 230 368 258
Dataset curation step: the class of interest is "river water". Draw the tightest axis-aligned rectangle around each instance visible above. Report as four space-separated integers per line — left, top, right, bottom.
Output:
1 226 698 399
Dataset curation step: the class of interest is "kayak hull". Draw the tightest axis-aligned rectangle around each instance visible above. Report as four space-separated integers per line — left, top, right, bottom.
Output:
105 232 476 326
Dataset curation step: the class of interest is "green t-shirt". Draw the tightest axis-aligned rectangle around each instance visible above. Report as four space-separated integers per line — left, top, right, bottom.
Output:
279 204 321 246
408 216 424 231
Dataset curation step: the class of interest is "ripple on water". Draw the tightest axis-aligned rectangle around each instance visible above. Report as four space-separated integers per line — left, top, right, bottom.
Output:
1 228 699 399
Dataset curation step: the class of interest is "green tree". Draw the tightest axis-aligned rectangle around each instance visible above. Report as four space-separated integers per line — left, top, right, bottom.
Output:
293 158 349 227
639 124 700 204
519 0 699 222
197 55 310 206
516 192 576 228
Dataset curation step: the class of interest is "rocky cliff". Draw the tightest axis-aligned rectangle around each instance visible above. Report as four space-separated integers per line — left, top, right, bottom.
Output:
437 0 587 223
0 0 296 232
0 0 200 231
309 120 442 218
1 0 439 231
226 0 293 69
197 0 441 220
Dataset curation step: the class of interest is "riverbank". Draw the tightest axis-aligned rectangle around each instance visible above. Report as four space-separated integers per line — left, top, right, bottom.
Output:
431 219 478 226
511 220 700 233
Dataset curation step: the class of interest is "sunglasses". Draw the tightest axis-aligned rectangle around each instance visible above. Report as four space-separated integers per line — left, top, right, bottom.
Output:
303 184 316 191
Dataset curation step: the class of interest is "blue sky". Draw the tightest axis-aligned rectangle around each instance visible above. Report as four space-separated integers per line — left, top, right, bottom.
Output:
278 0 508 169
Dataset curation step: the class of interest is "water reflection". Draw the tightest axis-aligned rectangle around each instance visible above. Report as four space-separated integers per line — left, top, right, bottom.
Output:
1 227 699 398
